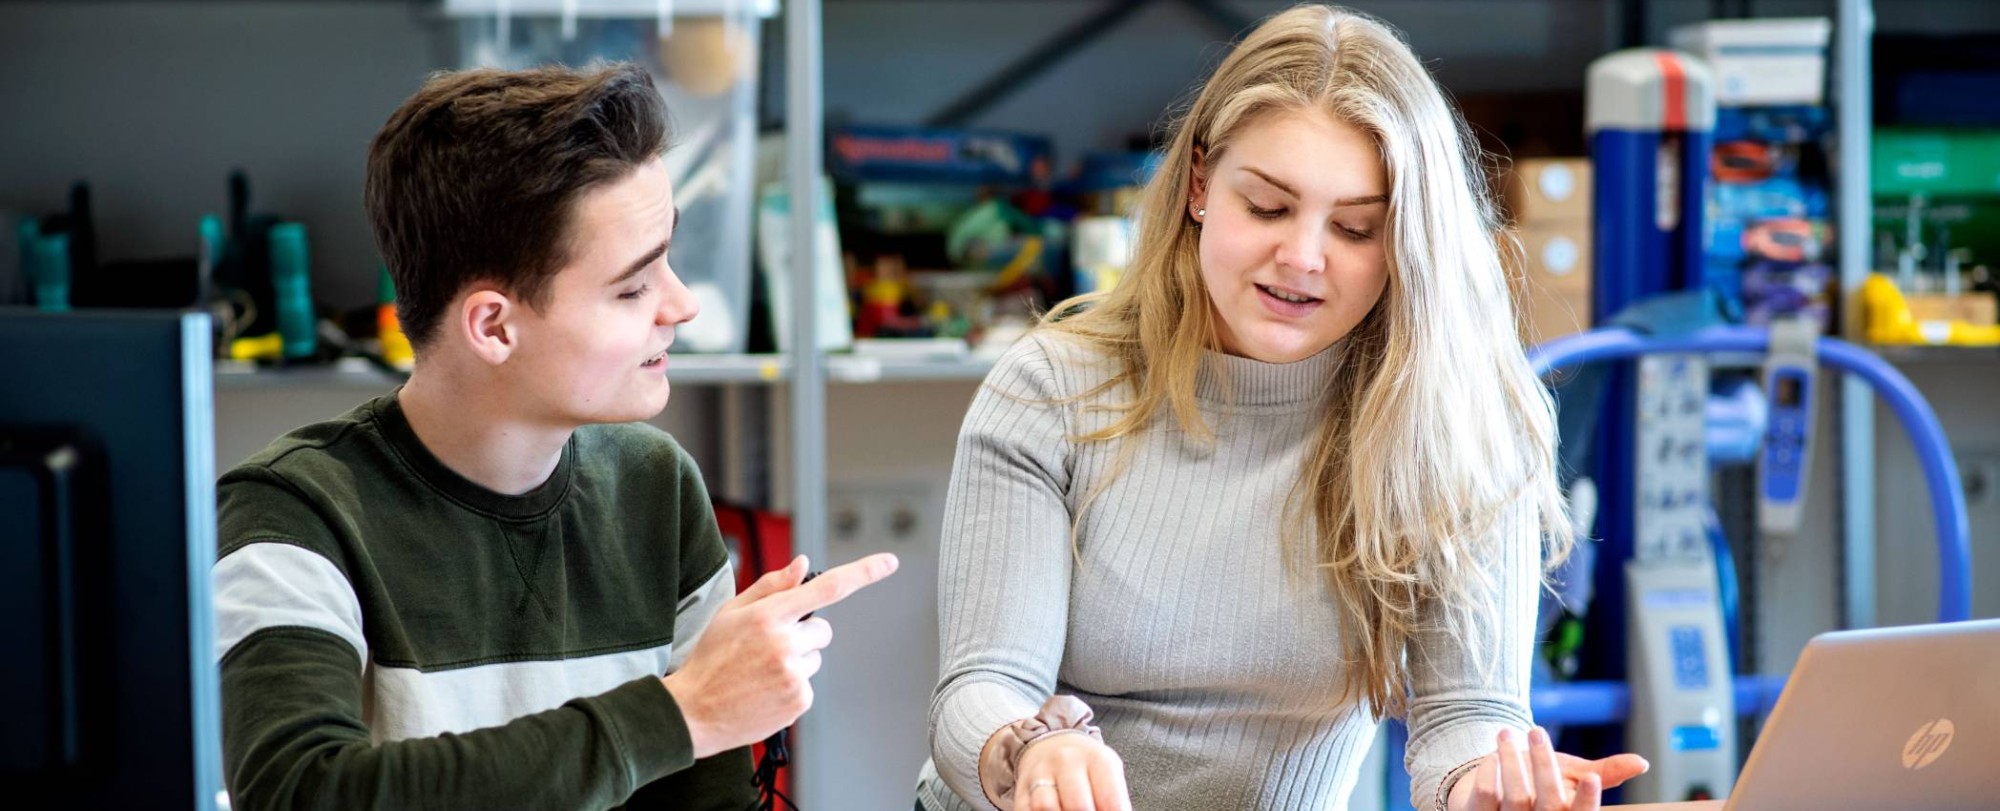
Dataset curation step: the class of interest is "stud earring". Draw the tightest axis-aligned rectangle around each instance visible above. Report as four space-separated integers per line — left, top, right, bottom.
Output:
1196 207 1206 217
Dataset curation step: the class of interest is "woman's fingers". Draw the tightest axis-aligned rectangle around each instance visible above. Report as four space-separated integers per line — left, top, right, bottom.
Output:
1024 775 1061 811
1496 728 1532 810
1055 766 1097 811
1085 746 1132 811
1571 773 1603 811
1589 753 1650 788
1465 758 1502 810
1528 727 1566 810
1018 735 1126 811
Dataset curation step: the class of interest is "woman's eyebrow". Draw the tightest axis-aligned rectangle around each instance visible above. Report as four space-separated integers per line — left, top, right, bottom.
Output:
1241 166 1386 207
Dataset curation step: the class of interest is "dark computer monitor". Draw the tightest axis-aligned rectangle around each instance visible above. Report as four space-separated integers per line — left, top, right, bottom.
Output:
0 310 222 809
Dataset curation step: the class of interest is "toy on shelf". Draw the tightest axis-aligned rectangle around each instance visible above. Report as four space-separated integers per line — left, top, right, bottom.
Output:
1862 273 2000 346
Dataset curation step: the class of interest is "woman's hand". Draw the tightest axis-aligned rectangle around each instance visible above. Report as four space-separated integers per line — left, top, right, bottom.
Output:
1447 726 1650 811
1011 732 1133 811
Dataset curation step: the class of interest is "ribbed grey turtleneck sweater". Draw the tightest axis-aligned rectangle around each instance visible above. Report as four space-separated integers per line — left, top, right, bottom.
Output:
915 332 1538 811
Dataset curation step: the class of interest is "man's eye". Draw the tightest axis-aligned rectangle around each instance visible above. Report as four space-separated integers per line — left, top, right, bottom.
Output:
619 284 652 301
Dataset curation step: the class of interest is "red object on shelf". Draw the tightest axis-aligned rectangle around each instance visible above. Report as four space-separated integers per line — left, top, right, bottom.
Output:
714 501 795 592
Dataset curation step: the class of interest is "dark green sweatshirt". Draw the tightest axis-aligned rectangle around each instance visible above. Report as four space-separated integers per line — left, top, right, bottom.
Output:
214 392 755 811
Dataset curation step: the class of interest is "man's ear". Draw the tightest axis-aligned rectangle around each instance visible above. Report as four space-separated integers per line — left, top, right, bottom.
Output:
459 289 518 366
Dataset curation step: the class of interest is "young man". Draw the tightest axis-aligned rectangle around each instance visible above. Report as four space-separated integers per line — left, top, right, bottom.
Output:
213 63 895 810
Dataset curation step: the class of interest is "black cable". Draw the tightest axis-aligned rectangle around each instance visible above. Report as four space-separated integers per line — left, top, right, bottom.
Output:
747 570 821 811
749 727 801 811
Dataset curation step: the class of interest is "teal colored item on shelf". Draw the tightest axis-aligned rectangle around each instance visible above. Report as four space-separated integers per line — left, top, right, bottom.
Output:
14 217 37 305
198 214 225 303
28 230 72 312
267 222 316 359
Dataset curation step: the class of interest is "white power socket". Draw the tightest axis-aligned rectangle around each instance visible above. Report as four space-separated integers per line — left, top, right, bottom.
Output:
828 479 938 547
807 478 943 810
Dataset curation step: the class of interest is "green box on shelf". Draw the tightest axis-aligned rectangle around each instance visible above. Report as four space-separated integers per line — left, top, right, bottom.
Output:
1874 128 2000 197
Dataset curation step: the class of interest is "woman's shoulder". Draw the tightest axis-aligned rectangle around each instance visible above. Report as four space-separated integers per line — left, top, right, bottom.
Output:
986 328 1122 400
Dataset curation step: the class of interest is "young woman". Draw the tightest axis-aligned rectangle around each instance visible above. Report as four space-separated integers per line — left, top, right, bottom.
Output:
915 6 1646 811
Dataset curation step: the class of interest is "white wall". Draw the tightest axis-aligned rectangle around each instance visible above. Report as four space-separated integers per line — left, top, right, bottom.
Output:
814 380 979 809
1872 362 2000 628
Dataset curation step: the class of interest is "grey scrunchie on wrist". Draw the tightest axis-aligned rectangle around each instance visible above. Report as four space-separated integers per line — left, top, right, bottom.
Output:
978 695 1105 810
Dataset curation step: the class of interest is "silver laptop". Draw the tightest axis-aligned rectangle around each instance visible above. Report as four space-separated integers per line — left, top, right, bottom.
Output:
1724 617 2000 810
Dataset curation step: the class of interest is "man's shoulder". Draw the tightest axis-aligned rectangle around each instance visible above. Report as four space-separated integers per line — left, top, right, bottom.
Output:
225 395 387 485
573 421 696 478
216 396 394 560
568 422 725 602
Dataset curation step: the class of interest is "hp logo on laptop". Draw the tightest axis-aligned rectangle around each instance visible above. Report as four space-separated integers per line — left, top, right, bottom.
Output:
1902 719 1956 770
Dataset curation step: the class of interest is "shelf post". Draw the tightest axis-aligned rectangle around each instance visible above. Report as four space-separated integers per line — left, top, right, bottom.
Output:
784 0 833 799
1836 0 1876 630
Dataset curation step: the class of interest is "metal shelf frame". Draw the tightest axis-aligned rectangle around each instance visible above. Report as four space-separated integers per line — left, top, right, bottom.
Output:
1837 0 1876 631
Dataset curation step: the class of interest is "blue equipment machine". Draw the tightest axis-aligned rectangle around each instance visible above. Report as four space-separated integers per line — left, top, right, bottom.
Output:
1757 318 1817 536
1525 325 1973 802
1587 49 1714 314
1567 51 1729 803
1379 47 1973 807
1378 322 1974 807
1541 46 1970 805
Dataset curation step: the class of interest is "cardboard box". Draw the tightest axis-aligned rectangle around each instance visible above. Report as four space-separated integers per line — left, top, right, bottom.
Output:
1905 292 2000 327
1501 158 1592 225
1669 18 1831 107
1504 223 1593 344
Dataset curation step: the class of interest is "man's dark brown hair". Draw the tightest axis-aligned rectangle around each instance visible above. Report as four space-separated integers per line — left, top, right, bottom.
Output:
365 62 669 349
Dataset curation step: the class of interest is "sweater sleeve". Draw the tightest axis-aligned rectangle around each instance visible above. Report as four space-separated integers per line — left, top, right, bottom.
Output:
927 336 1086 811
1403 500 1541 807
215 475 751 811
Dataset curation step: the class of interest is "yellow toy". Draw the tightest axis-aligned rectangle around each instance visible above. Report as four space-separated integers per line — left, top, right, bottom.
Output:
229 333 285 362
1862 273 2000 346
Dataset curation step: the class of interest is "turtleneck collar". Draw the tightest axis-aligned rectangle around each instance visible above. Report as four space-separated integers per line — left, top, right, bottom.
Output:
1194 340 1345 409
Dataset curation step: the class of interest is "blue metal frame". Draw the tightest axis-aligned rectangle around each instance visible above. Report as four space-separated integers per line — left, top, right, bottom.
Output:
1530 325 1973 624
1520 325 1971 728
1383 324 1972 799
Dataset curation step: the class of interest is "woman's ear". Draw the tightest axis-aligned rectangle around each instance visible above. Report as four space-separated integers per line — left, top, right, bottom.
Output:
1189 146 1210 221
1189 146 1210 206
459 289 519 366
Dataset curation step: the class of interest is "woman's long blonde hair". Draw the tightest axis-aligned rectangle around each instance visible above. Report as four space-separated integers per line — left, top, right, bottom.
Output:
1038 4 1570 719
